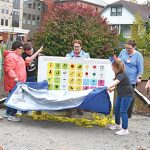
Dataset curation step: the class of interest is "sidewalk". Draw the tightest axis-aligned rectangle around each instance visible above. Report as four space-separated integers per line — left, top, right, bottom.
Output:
0 109 150 150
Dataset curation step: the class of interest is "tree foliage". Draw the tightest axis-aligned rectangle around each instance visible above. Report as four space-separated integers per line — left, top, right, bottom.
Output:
33 4 119 58
131 14 150 51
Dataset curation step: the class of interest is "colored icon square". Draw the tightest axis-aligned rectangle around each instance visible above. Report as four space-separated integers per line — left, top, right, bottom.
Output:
54 70 61 76
55 63 61 69
76 78 83 85
48 84 53 90
48 62 54 69
90 79 97 86
76 71 83 78
68 78 75 84
48 69 54 77
83 79 89 85
47 77 53 84
83 86 89 90
69 71 75 77
77 64 83 70
68 85 75 91
98 80 105 86
62 63 68 70
54 77 60 84
90 86 96 89
69 64 76 70
75 86 82 91
54 84 60 90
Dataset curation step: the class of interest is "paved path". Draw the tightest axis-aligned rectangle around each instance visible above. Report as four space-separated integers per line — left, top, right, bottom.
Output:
0 109 150 150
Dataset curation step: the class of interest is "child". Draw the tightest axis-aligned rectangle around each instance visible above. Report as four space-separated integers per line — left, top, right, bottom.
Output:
107 58 134 135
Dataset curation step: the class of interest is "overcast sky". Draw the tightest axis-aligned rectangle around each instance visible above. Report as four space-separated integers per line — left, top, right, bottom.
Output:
105 0 148 4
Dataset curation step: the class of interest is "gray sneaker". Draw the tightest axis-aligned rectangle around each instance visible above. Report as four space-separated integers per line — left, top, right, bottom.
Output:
8 116 21 122
3 113 9 118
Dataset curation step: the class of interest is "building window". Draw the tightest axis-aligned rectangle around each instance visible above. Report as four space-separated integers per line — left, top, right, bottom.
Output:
24 0 28 7
1 6 5 13
32 15 36 25
28 0 32 9
6 7 9 14
23 13 27 24
5 19 8 26
36 15 40 25
1 19 4 25
37 3 41 10
111 7 122 16
27 14 31 24
33 1 36 9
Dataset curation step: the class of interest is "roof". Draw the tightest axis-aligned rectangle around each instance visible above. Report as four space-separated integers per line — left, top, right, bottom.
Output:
55 0 107 7
102 0 150 21
80 0 107 7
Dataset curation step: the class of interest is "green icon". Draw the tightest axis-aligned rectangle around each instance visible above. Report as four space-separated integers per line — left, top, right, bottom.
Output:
54 77 60 83
54 84 60 90
55 63 61 69
48 84 53 90
62 63 68 69
54 70 60 76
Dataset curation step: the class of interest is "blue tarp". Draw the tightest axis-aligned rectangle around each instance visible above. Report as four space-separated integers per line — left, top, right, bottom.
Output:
5 81 111 115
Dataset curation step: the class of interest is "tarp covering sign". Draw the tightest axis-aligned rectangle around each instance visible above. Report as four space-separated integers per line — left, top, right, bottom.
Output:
5 81 111 115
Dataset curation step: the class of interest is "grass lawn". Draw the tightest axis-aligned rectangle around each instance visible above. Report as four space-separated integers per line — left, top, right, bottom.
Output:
143 56 150 80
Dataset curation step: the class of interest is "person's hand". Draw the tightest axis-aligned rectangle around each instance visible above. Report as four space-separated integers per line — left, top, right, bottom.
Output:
14 77 18 83
107 87 114 93
136 78 142 83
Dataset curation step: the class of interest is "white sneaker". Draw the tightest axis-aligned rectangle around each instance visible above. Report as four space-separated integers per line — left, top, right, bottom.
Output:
115 129 129 135
8 116 21 122
109 124 122 130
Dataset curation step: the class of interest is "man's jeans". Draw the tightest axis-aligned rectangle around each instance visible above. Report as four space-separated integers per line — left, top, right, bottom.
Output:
115 96 133 129
6 107 17 116
6 90 17 116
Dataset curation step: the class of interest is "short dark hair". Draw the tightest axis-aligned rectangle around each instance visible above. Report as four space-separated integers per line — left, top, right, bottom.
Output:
126 40 136 48
11 41 23 50
23 42 32 51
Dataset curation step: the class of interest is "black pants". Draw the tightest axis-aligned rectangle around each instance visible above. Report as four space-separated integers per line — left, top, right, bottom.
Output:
127 84 136 118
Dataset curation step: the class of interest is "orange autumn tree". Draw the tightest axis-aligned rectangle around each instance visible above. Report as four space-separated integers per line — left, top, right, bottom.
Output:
33 4 119 58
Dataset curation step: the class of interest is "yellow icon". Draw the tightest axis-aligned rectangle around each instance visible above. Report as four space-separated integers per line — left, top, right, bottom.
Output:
48 62 54 69
75 86 82 91
68 78 75 84
69 64 76 70
69 71 75 77
48 69 54 77
76 78 83 85
68 85 75 91
76 71 83 78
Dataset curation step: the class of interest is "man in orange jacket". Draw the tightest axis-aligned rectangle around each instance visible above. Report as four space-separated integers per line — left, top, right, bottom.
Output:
3 41 26 122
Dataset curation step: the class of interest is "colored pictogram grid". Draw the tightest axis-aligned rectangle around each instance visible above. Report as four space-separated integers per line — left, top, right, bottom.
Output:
47 62 105 91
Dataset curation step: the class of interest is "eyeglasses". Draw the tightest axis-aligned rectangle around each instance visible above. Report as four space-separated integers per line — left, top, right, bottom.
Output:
74 46 80 48
125 47 133 50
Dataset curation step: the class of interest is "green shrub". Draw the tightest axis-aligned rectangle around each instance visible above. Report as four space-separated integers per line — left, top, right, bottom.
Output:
33 4 119 58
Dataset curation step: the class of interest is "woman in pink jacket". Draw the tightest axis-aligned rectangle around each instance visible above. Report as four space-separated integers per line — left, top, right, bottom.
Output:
3 41 26 122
